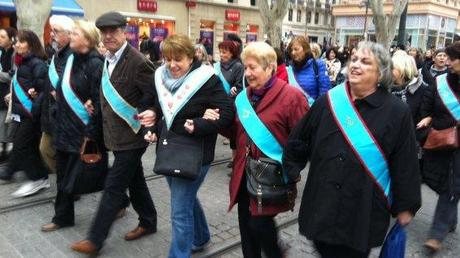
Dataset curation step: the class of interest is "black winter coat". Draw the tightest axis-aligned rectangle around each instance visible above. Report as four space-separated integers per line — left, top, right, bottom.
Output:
420 72 460 195
153 60 234 165
219 58 244 96
41 44 72 134
284 86 421 252
53 49 104 153
12 54 47 120
0 47 14 110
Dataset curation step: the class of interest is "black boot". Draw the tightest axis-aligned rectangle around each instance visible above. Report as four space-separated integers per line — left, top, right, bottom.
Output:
0 165 13 181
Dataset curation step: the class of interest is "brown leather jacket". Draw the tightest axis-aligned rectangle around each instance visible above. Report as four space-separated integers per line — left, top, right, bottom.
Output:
101 43 155 151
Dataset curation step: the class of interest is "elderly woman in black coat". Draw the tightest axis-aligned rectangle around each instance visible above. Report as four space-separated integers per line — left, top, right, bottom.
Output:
284 41 421 257
417 42 460 252
41 20 106 232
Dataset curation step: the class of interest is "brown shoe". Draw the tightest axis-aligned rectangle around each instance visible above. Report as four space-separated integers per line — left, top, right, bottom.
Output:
424 239 442 252
41 223 61 232
70 240 98 254
124 226 156 241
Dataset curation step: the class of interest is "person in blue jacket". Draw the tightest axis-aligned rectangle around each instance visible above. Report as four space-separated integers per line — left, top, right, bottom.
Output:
286 36 331 103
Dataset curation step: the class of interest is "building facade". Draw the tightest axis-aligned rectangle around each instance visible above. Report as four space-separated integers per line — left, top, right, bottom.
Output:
77 0 263 60
332 0 460 50
282 0 335 45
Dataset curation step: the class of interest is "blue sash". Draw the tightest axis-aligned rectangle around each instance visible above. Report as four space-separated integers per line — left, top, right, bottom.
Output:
235 88 288 183
327 83 392 205
61 54 90 125
213 62 231 95
286 65 314 105
101 59 141 133
48 55 60 90
436 73 460 121
155 64 215 130
12 73 32 115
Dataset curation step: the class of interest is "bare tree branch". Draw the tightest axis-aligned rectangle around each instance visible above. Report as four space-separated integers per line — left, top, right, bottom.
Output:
257 0 289 48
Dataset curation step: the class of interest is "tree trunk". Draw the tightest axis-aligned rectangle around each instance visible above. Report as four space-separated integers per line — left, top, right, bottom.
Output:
14 0 53 45
257 0 289 48
369 0 407 49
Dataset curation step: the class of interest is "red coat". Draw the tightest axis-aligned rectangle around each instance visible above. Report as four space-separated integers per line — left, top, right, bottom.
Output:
276 63 289 83
228 78 309 216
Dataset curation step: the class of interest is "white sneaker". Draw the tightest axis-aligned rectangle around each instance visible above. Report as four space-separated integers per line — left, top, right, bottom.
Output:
11 179 50 198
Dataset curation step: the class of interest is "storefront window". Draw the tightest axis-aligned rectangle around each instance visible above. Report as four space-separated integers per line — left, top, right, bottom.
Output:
223 22 240 41
200 20 215 56
246 24 258 43
126 17 175 49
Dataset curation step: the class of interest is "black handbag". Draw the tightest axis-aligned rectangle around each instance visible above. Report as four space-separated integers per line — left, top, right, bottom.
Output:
245 156 297 207
62 152 108 195
153 128 203 180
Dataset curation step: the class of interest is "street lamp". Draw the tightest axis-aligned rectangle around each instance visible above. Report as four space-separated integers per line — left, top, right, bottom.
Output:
359 0 369 41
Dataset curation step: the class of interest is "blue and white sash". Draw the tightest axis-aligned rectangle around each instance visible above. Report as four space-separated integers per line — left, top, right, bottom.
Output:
12 73 32 116
155 64 215 130
48 55 60 90
286 65 314 106
61 54 90 125
213 62 231 95
327 83 392 206
102 59 141 133
436 73 460 121
235 88 288 183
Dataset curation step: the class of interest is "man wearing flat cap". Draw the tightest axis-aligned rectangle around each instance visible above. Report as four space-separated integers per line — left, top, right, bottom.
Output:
71 11 158 254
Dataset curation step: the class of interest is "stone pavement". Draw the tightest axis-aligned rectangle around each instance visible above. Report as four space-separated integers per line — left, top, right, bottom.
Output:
0 137 459 258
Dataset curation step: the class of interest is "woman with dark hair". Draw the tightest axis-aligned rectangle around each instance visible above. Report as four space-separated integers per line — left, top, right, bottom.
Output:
417 42 460 252
0 27 17 162
0 30 50 198
286 36 331 105
325 47 341 87
215 40 244 168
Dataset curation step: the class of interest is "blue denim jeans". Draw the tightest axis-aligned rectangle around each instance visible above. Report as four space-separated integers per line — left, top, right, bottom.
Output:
166 165 211 258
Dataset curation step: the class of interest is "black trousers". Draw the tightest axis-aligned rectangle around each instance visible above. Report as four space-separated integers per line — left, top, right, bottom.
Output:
52 151 131 227
88 147 157 248
7 117 47 180
314 241 370 258
52 151 79 227
237 176 282 258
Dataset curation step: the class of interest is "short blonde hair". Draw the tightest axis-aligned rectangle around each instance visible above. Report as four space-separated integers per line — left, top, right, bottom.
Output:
310 43 322 59
74 20 100 49
241 41 277 73
392 50 418 83
162 34 195 60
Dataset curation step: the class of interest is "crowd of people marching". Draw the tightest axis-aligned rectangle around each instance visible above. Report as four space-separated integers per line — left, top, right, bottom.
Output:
0 10 458 258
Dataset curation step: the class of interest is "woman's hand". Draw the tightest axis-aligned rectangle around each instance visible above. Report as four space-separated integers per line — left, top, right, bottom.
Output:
84 99 95 116
137 110 156 127
397 211 414 226
144 131 157 143
202 108 220 120
416 117 432 129
28 88 38 98
230 87 238 96
184 119 195 134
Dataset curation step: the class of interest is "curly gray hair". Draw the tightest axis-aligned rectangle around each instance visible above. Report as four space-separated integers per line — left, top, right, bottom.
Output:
356 41 393 89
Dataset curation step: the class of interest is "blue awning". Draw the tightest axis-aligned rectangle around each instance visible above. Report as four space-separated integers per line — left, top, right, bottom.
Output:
0 0 84 17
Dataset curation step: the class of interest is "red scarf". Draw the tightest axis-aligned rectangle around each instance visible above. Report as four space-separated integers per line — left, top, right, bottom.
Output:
14 54 24 66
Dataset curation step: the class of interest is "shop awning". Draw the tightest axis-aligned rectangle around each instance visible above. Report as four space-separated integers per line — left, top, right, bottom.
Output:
0 0 84 17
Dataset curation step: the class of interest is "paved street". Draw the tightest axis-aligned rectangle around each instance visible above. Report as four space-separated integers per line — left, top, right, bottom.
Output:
0 136 459 258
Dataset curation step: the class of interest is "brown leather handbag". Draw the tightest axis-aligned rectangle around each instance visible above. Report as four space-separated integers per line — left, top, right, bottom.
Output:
423 126 459 150
80 138 102 164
